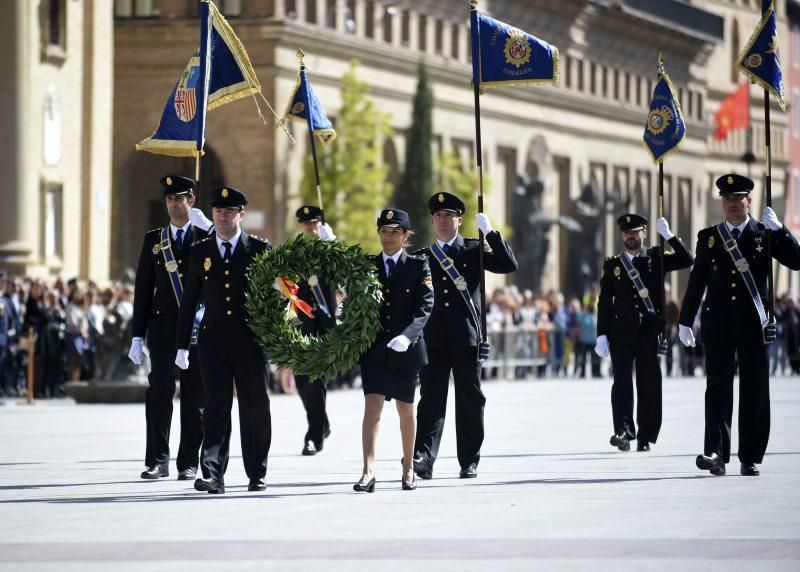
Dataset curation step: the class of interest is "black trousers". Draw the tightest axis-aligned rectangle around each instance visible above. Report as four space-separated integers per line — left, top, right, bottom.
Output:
704 343 770 464
198 338 271 483
295 375 329 448
609 323 662 444
144 344 204 469
414 345 485 469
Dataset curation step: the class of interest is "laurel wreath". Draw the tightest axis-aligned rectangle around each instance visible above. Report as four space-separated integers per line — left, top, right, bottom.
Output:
245 234 382 380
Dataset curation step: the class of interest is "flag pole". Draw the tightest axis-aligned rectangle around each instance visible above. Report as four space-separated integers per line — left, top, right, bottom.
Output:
195 154 201 181
297 49 326 224
656 56 667 355
764 88 774 319
470 1 487 343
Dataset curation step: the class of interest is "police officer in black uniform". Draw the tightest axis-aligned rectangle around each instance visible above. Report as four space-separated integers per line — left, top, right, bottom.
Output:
679 174 800 476
293 205 336 456
354 209 434 492
129 175 208 481
412 192 517 480
175 186 272 494
595 214 693 452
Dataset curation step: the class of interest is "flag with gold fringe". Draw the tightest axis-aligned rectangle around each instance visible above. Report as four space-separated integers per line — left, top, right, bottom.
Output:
470 8 559 89
736 0 785 111
642 59 685 164
279 68 336 147
136 0 261 157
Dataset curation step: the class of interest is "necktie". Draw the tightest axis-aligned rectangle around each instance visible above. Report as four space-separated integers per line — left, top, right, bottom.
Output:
443 243 452 256
222 241 232 260
175 229 184 248
386 258 396 277
731 228 740 240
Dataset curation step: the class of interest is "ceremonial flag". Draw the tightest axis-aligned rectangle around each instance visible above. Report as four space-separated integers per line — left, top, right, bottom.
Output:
642 61 685 164
736 0 785 110
469 9 558 89
714 82 750 140
136 0 261 157
280 68 336 147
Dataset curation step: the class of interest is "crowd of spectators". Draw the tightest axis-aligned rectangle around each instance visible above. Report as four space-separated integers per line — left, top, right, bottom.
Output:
2 274 799 399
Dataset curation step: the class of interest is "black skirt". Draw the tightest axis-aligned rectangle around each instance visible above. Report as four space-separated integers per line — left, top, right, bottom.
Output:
361 364 418 404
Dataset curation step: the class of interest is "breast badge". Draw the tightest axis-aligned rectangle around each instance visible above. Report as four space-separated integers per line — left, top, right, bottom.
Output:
203 257 212 272
707 235 715 249
613 266 621 278
152 244 161 254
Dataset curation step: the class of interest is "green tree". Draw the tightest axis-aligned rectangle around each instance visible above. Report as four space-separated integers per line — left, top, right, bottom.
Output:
299 60 394 251
394 62 434 244
434 150 486 238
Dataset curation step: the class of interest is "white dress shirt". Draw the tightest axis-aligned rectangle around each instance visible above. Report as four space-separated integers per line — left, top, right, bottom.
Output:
216 228 242 258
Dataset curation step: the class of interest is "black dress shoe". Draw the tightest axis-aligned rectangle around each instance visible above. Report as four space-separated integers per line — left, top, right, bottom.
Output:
610 434 631 452
696 453 725 475
177 467 197 481
301 440 317 456
353 477 376 493
323 426 331 440
248 477 267 491
413 458 433 480
194 478 225 494
459 465 478 479
740 463 760 476
402 477 417 490
636 440 650 452
140 465 169 479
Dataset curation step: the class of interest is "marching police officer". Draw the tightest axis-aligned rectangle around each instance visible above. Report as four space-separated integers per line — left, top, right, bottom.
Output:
175 186 272 494
293 205 336 455
129 175 207 481
595 214 693 452
412 192 517 480
679 174 800 476
354 209 434 492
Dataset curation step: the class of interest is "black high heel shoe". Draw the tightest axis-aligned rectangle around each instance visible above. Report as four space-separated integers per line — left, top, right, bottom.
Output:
353 477 376 493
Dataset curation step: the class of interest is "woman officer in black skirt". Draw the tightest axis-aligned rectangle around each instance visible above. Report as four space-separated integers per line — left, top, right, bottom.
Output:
354 209 434 492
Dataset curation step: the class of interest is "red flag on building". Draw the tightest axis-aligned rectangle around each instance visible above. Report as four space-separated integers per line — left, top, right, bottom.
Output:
714 82 749 140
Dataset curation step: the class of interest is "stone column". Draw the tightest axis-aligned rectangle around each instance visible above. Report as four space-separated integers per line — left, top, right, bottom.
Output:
274 0 285 18
354 0 366 37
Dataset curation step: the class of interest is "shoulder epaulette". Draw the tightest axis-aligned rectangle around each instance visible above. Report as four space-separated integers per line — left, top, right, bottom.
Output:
407 253 428 261
250 235 270 244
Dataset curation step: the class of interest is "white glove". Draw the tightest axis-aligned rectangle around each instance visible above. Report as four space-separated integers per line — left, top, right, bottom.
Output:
656 217 674 240
318 223 336 241
189 208 213 231
678 324 696 348
386 335 411 352
476 213 494 235
762 207 782 231
175 348 190 370
128 337 144 365
594 334 610 358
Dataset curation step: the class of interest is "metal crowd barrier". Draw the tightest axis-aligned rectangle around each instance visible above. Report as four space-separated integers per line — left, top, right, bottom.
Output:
481 326 549 377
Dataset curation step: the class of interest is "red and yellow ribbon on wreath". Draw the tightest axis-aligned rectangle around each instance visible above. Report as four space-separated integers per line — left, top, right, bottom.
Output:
273 276 315 318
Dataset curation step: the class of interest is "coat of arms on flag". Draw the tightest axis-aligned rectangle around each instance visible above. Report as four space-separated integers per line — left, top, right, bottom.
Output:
174 55 200 123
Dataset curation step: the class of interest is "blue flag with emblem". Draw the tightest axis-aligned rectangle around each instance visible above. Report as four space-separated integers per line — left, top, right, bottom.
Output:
136 0 262 157
469 8 559 89
736 0 785 111
279 68 336 147
642 58 686 164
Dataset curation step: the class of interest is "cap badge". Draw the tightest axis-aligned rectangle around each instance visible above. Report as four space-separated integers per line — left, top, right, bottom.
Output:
303 207 310 214
626 216 631 223
438 193 445 203
386 211 394 220
221 188 229 198
727 176 733 185
166 177 172 186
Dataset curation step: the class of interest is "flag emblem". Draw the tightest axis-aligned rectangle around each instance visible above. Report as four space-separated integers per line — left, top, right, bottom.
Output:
291 102 305 114
174 56 200 123
647 106 673 136
504 30 532 68
744 54 763 69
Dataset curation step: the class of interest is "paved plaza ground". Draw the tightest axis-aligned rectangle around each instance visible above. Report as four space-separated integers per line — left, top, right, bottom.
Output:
1 375 799 570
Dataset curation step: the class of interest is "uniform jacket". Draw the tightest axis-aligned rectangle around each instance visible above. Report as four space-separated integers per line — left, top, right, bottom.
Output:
361 250 434 369
597 237 693 343
132 225 209 347
294 236 338 336
678 219 800 345
176 231 272 350
414 231 517 349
